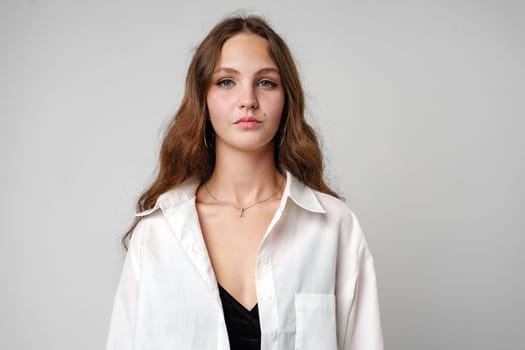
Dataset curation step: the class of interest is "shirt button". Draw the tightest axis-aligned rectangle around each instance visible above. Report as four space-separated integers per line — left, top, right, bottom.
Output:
192 243 202 254
262 256 271 265
269 331 277 341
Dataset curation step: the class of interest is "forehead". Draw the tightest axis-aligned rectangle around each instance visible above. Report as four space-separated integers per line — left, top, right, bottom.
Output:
215 32 277 69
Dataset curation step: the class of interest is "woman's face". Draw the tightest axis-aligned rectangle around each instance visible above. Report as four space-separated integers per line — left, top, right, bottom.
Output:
206 32 285 153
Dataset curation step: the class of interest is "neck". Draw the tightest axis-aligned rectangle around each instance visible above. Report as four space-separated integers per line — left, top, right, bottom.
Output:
205 144 283 207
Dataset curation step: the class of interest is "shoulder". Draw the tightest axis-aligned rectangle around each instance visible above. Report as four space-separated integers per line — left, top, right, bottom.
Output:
134 176 200 218
308 188 367 254
286 172 363 236
129 178 200 248
314 190 361 227
128 210 165 247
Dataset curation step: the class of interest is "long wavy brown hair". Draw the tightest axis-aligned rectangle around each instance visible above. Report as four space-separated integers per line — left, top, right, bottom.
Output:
122 15 340 250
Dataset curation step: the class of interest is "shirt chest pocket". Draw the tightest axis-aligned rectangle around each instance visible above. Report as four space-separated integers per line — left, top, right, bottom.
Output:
294 293 338 350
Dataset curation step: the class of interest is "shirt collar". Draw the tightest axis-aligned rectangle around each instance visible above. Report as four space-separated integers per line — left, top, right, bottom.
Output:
135 177 200 217
283 171 326 214
135 170 326 217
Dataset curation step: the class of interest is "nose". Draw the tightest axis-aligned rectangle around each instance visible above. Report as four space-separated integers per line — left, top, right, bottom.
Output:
239 86 258 109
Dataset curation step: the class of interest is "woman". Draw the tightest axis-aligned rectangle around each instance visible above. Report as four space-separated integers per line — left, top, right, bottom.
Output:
106 15 384 350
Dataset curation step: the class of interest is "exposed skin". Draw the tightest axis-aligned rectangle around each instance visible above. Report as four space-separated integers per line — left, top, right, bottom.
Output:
196 32 286 310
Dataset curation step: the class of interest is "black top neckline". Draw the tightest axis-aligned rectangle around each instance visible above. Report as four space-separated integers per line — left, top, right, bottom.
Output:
218 284 258 314
218 283 261 350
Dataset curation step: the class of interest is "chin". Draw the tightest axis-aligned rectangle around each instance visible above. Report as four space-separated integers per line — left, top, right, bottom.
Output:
220 139 275 154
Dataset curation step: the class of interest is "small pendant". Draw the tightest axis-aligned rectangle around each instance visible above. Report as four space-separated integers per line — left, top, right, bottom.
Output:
239 208 245 217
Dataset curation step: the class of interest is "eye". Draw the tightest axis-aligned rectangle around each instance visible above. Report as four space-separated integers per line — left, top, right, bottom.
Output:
258 79 277 88
217 79 234 88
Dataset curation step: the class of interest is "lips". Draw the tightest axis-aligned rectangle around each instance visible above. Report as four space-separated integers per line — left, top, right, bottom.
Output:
233 116 262 129
234 116 261 124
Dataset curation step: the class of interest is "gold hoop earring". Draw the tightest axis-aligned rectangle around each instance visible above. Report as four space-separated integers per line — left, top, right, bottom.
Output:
203 121 209 149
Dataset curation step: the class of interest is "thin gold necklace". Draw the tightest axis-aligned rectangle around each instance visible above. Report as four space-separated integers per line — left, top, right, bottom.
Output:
204 180 284 217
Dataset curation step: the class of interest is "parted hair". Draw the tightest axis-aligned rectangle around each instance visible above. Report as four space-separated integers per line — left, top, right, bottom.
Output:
122 14 339 250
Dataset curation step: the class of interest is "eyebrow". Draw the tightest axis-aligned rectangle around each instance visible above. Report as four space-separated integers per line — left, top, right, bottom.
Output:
213 67 280 75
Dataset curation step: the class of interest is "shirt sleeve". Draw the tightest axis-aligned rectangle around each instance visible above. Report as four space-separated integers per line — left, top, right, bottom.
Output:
106 221 144 350
339 213 384 350
344 238 384 350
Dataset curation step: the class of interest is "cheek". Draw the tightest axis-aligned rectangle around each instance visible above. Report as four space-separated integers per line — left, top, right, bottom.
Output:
264 93 285 121
206 93 228 119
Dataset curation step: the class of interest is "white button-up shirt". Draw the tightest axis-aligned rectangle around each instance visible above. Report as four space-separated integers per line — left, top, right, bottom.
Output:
106 171 384 350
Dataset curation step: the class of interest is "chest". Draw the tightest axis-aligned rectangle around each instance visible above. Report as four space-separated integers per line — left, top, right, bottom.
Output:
196 199 281 308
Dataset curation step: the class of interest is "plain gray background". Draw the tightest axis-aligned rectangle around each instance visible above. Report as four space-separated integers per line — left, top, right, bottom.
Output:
1 0 523 349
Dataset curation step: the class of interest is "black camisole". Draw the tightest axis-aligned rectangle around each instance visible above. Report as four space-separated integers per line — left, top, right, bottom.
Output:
218 284 261 350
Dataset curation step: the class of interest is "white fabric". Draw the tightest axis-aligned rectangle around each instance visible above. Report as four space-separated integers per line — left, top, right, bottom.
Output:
106 171 384 350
